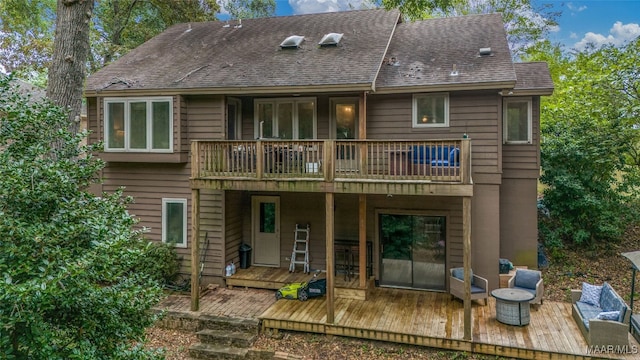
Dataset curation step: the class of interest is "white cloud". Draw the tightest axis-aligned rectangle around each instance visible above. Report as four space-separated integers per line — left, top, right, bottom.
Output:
574 21 640 51
289 0 365 14
569 32 578 39
567 3 587 12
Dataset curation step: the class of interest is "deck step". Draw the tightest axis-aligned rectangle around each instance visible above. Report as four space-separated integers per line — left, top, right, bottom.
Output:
188 343 248 359
199 314 260 334
196 329 256 348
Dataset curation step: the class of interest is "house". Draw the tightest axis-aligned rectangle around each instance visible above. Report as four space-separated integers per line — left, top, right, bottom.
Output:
83 9 553 334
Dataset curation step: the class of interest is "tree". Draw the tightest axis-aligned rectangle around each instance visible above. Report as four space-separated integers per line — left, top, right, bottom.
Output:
224 0 275 20
531 38 640 251
46 0 94 133
0 75 165 359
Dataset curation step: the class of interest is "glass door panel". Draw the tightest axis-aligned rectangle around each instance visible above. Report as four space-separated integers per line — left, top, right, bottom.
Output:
380 214 446 290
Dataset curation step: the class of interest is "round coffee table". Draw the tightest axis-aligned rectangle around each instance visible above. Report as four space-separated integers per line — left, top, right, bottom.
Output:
491 288 534 326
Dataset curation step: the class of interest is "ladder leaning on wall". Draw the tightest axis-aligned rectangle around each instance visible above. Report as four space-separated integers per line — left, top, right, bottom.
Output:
289 223 310 273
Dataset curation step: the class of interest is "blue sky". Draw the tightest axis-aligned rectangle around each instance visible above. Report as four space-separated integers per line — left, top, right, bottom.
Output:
221 0 640 51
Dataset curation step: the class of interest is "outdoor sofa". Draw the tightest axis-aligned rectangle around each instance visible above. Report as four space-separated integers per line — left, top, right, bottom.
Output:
571 282 630 347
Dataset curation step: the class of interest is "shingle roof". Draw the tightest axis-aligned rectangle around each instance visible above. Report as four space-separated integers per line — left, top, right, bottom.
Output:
375 13 516 92
85 9 400 93
513 62 554 94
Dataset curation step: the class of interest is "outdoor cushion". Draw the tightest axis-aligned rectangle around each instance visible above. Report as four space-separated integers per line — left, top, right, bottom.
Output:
514 269 540 289
470 284 485 294
575 301 602 330
579 282 602 306
596 311 620 321
451 267 473 282
600 282 626 322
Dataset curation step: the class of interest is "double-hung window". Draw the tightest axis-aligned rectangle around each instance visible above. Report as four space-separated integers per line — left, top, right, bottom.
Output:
254 98 316 139
503 98 532 144
413 93 449 128
162 198 187 248
104 97 173 151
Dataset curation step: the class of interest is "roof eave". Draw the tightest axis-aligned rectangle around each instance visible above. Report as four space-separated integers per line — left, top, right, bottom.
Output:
84 83 375 97
372 80 517 94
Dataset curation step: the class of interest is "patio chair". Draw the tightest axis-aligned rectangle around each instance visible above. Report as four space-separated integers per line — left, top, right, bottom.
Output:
449 267 488 305
508 268 544 305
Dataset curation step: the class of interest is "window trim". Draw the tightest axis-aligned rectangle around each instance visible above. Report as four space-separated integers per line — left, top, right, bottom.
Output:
162 198 187 248
104 97 173 152
412 93 450 128
254 97 317 139
503 97 532 144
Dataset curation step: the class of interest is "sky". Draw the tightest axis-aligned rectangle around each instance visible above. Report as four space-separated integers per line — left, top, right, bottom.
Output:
222 0 640 52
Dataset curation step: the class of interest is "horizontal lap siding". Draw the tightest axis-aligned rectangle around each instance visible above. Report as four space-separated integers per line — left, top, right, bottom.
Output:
502 97 541 178
88 95 225 281
367 92 501 179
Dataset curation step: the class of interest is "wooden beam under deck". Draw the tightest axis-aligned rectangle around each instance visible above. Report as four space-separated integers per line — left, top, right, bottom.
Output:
190 178 473 197
260 289 639 360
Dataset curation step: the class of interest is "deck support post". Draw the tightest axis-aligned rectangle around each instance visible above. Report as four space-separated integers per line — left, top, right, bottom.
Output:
359 194 367 290
191 188 201 311
326 192 335 324
463 196 472 340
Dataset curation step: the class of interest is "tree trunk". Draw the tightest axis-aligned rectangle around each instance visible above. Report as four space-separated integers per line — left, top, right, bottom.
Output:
47 0 94 134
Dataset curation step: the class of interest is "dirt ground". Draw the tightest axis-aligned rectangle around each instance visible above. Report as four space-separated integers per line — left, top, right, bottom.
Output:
145 226 640 359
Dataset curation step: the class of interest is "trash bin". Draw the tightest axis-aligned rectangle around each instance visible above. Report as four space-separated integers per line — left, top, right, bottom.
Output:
239 243 252 269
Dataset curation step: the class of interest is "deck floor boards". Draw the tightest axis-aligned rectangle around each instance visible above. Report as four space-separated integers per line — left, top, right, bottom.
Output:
221 267 639 359
260 288 639 359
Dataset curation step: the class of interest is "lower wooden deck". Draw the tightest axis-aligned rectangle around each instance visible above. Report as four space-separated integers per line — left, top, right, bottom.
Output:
260 288 639 360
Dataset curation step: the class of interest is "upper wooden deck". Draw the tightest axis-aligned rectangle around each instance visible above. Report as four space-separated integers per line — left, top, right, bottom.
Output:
191 139 473 196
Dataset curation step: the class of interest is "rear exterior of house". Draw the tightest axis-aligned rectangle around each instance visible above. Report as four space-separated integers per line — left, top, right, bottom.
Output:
84 9 552 304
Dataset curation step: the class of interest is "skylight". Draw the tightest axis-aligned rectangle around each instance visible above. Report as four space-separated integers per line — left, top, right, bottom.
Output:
280 35 304 49
318 33 343 46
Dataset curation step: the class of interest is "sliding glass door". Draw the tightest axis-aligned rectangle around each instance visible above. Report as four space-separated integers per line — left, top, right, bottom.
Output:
379 214 446 291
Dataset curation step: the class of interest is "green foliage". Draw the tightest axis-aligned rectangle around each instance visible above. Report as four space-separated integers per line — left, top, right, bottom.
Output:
0 75 164 359
131 241 180 285
225 0 276 20
531 38 640 252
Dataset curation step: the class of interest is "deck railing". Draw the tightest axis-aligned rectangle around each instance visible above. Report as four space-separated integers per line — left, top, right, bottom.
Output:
192 139 471 184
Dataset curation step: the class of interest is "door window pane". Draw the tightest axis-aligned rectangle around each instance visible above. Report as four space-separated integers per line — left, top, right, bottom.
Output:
260 202 276 233
257 103 273 138
335 103 356 139
277 103 293 139
298 101 314 139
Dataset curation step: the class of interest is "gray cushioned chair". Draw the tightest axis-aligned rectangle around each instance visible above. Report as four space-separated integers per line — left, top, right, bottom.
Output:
508 268 544 305
449 267 488 305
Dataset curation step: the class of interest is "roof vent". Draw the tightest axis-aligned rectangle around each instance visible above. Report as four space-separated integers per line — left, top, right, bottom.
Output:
280 35 304 49
479 47 492 56
318 33 343 46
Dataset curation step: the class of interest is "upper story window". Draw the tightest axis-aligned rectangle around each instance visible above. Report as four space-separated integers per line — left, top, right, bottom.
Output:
503 98 532 144
254 97 316 139
413 93 449 128
104 97 173 152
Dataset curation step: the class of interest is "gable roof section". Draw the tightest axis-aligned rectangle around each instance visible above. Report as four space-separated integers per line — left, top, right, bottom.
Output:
85 9 400 95
375 14 516 93
512 62 554 95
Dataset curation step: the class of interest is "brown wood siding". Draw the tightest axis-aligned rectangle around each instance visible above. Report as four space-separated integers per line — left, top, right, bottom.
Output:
199 189 224 283
101 163 192 275
502 96 541 178
85 94 226 282
224 190 244 270
366 92 501 182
